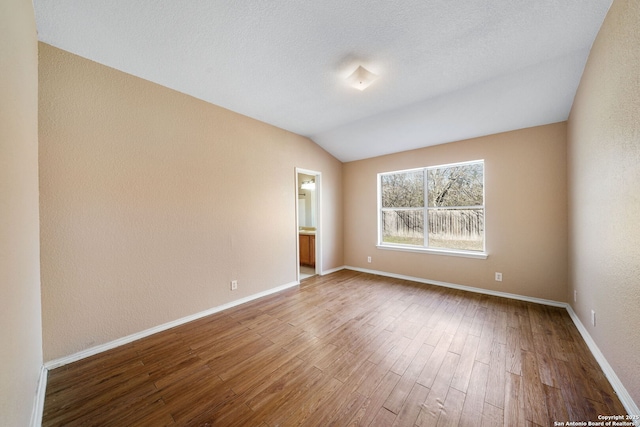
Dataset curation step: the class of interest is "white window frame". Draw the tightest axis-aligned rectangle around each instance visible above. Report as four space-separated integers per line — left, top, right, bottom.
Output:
377 160 487 259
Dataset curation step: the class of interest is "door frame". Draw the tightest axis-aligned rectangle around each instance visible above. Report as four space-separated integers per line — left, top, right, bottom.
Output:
295 167 321 282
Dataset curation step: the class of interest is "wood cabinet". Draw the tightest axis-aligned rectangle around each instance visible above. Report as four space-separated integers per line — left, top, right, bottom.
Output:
299 233 315 267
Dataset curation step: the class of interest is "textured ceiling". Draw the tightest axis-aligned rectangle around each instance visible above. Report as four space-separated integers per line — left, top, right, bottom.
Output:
34 0 612 162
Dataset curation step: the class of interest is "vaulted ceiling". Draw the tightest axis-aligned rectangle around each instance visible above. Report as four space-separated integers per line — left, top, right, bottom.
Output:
34 0 612 162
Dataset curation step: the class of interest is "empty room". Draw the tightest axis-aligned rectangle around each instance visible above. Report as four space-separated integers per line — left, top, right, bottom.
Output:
2 0 639 426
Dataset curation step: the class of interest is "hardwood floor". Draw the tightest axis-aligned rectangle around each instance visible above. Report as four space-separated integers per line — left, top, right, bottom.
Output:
43 270 627 426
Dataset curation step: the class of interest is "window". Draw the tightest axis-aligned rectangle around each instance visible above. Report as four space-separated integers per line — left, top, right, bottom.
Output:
378 160 485 257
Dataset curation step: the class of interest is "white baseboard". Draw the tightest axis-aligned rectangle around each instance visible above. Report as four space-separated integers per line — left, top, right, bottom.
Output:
38 267 639 421
344 265 639 418
30 364 47 427
344 266 566 307
565 305 640 421
320 265 346 276
44 280 300 370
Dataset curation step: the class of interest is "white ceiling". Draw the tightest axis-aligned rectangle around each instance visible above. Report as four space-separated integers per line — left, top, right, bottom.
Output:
34 0 612 162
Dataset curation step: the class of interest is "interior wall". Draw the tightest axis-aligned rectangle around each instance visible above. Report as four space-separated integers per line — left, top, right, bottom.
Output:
344 122 568 302
567 0 640 405
38 43 343 361
0 0 43 425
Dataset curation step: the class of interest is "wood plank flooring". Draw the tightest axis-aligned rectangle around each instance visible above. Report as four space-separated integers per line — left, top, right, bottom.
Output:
42 270 627 426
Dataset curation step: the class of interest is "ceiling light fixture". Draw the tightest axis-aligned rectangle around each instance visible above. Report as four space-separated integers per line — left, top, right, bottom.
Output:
347 65 378 91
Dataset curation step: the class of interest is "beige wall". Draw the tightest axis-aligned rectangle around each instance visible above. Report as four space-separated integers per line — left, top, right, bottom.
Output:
0 0 43 425
344 123 568 302
39 43 343 361
568 0 640 405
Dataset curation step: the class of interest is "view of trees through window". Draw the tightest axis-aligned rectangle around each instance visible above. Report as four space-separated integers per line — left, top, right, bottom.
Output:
380 161 484 252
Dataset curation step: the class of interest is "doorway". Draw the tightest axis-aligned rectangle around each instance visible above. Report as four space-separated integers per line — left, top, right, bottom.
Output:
296 168 321 282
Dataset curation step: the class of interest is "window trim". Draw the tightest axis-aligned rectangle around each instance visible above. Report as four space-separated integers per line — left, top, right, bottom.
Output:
375 243 488 259
377 160 487 259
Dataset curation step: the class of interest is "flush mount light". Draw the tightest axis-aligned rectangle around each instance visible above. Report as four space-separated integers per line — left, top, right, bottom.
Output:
347 65 378 91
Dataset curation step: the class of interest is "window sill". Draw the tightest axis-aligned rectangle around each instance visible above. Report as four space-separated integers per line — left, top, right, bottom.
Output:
376 244 488 259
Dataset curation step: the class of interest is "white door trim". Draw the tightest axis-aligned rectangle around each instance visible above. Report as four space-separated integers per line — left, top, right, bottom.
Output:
295 167 321 282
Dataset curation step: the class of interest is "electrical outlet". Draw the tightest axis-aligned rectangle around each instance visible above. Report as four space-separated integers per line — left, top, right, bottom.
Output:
591 309 596 327
367 256 372 263
495 272 503 282
231 280 238 291
574 290 577 302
